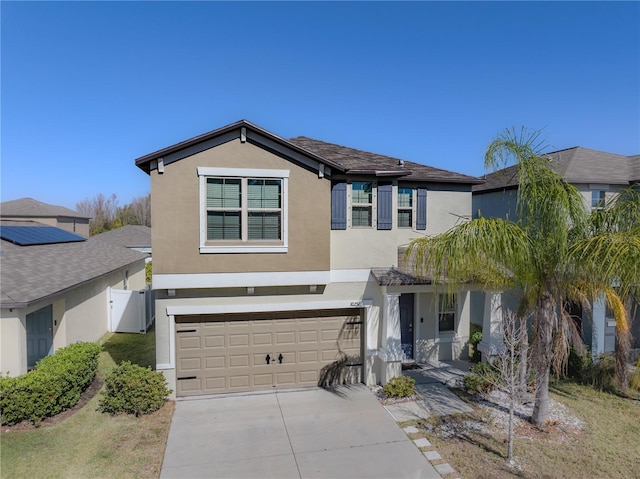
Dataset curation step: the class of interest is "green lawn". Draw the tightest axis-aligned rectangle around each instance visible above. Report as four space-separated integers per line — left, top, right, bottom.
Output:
0 328 173 479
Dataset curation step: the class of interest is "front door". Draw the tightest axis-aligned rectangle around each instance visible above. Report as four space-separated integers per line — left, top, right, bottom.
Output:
399 294 415 359
26 305 53 368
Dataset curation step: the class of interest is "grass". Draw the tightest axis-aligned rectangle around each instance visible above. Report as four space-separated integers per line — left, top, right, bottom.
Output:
0 327 173 479
416 381 640 479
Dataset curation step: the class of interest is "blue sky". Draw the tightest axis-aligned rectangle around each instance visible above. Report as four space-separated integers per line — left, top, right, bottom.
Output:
2 1 639 210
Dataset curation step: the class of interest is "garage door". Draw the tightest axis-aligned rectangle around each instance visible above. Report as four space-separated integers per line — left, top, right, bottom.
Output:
175 309 363 397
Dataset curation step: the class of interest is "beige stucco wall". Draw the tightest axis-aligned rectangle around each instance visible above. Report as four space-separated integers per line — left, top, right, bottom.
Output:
0 260 145 377
151 138 330 275
331 188 472 270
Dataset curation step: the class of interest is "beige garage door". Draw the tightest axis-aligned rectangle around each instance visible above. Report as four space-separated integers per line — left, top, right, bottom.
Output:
175 309 363 397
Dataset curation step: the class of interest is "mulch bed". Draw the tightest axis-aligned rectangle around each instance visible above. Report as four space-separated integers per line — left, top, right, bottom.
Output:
2 375 103 433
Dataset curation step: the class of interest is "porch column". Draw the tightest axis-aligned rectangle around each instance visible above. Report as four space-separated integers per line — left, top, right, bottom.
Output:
380 292 402 383
591 294 606 356
478 291 505 361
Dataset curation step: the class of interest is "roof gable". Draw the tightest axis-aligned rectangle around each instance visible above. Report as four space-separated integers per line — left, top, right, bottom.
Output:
0 198 90 219
134 120 343 175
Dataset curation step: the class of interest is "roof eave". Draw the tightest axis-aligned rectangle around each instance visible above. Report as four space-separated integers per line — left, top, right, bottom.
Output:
134 120 346 174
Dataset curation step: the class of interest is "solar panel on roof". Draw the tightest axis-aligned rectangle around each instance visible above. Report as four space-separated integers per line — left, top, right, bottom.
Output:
0 226 86 246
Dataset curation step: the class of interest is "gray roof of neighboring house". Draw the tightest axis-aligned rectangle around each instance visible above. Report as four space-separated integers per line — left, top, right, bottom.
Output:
474 147 640 193
0 198 91 219
288 137 483 184
0 221 148 309
94 225 151 249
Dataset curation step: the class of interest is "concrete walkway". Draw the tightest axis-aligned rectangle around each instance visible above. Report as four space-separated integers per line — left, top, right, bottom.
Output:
161 385 441 479
384 361 473 422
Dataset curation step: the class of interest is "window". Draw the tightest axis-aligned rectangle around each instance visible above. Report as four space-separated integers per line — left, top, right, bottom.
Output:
398 187 413 228
351 182 372 227
198 167 289 253
591 190 606 209
438 294 456 333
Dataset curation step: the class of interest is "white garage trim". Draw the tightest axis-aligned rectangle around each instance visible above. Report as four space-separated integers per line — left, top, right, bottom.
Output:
160 300 372 373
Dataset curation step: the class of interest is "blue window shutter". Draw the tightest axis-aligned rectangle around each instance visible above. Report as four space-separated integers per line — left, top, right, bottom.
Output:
331 182 347 230
416 188 427 230
377 183 393 230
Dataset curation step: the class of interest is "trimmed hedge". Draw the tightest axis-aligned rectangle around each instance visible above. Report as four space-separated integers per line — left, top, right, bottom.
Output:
98 361 171 416
0 342 101 426
382 375 416 398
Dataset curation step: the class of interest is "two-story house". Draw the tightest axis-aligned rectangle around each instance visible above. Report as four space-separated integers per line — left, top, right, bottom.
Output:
472 146 640 357
135 120 483 398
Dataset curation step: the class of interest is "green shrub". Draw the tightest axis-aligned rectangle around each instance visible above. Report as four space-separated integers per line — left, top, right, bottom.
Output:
469 328 483 363
584 356 616 392
99 361 171 416
0 342 101 426
382 375 416 398
566 346 592 381
464 362 499 394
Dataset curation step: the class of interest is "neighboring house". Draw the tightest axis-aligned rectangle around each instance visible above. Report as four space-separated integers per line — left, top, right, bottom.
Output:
135 119 483 398
0 217 148 376
472 146 640 355
1 197 91 238
93 225 152 260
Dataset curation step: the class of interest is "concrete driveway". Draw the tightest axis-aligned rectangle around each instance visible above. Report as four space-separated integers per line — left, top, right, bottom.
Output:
161 385 441 479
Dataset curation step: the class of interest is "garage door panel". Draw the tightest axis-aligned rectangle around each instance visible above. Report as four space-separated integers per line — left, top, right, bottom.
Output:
205 356 225 369
178 336 201 349
204 377 226 392
229 376 250 388
275 331 296 345
203 335 225 348
228 334 249 347
276 372 296 385
175 310 363 396
298 330 318 342
229 355 250 367
177 378 202 395
179 357 202 371
299 350 318 363
252 332 272 345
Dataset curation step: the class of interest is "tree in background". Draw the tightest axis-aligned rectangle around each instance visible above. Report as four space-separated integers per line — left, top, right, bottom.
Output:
76 193 150 235
408 128 639 427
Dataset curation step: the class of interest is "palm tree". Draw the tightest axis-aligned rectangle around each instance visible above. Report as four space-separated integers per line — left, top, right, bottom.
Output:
407 128 640 427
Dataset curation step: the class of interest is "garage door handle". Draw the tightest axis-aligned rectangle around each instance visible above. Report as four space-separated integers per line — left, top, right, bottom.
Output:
265 354 271 365
277 354 283 364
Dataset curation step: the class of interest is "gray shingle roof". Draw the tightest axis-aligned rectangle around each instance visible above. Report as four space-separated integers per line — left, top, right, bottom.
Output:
289 137 483 184
0 221 148 308
474 147 640 193
1 198 91 219
94 225 151 249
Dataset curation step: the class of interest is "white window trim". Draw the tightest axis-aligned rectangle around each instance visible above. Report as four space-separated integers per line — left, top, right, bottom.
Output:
348 181 377 228
197 167 289 253
397 186 414 229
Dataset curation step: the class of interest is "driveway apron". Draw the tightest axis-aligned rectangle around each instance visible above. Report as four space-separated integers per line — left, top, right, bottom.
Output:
161 385 441 479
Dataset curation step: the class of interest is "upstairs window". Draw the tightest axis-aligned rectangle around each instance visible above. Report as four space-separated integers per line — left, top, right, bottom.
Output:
397 187 413 228
352 182 373 227
198 167 288 253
